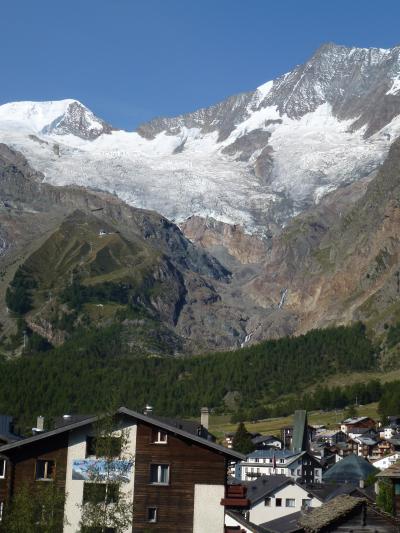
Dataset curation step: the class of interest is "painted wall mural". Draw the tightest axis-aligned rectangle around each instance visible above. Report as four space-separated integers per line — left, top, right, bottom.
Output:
72 459 133 482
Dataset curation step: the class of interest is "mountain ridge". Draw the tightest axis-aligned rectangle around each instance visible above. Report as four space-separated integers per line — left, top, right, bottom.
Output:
1 42 400 235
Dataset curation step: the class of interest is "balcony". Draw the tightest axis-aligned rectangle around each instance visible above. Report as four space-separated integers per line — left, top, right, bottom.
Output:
221 485 250 508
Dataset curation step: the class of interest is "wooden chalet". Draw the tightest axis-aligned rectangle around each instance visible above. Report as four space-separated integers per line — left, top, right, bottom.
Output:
0 406 244 532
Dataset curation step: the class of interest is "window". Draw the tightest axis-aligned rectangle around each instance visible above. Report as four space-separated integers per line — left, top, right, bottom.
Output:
279 459 285 464
83 483 119 504
86 436 121 458
302 499 312 509
286 498 295 507
86 436 96 457
264 497 271 507
151 430 167 444
275 498 282 507
147 507 158 523
150 464 169 485
35 460 55 481
280 468 285 474
297 469 301 475
0 459 5 479
254 458 259 463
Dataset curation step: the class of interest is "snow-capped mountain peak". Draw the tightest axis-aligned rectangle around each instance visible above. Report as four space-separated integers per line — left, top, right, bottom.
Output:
0 99 112 139
1 43 400 235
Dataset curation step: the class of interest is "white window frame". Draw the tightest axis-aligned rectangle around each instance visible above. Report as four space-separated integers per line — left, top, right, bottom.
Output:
150 464 169 485
0 459 5 479
286 498 296 507
152 430 168 444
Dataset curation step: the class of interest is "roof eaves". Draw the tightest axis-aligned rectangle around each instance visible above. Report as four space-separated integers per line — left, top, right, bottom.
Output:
118 407 245 460
250 478 293 505
0 407 245 461
225 510 270 533
0 415 98 453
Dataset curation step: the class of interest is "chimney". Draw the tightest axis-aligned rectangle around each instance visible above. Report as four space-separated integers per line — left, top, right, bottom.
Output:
201 407 209 430
359 479 365 489
144 404 153 416
32 415 45 435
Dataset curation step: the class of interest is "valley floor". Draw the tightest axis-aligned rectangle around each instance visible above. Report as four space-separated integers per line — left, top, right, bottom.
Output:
209 402 380 441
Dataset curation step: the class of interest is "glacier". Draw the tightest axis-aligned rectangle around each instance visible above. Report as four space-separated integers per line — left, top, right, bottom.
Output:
1 43 400 235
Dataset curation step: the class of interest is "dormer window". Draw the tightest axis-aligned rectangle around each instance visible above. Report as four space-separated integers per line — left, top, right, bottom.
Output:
151 430 167 444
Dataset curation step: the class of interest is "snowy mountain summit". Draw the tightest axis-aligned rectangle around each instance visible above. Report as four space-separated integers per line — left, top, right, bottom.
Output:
0 99 112 140
1 43 400 234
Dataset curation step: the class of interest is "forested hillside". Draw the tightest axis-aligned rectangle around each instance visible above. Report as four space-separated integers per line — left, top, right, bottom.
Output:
0 322 380 432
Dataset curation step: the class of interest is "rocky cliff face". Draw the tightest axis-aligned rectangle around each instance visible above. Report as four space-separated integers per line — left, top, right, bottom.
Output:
181 216 269 265
0 144 273 353
244 137 400 341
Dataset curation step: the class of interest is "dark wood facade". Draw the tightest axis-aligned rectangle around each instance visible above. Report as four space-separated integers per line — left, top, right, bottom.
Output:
132 421 227 532
0 433 68 513
0 410 239 532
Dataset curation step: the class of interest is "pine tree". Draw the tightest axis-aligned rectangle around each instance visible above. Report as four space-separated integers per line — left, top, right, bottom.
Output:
232 422 254 455
344 404 359 420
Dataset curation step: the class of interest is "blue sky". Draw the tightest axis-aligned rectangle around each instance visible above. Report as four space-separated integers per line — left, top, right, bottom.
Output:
1 0 400 130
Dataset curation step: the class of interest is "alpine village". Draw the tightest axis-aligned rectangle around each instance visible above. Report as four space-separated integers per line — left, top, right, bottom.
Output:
3 3 400 532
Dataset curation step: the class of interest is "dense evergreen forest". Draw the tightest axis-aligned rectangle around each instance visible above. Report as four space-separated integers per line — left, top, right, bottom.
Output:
0 321 386 433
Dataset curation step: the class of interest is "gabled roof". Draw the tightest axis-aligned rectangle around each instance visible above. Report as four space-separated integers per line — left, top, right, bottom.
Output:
226 510 267 533
244 475 293 505
355 436 378 446
54 414 93 428
260 511 302 533
307 480 376 503
252 434 282 446
342 416 374 425
0 406 245 461
247 449 300 460
298 495 365 531
244 475 324 507
322 453 377 483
